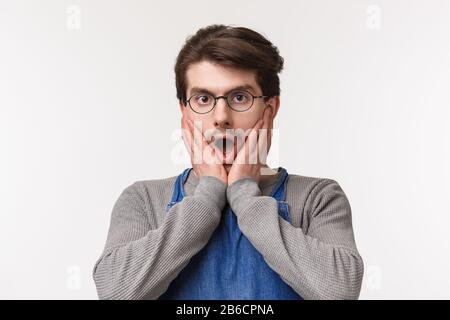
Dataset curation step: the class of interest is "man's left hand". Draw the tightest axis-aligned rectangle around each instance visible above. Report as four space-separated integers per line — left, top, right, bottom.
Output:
227 106 273 186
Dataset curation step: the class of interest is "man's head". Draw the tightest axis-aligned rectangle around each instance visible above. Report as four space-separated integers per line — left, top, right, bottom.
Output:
175 24 284 171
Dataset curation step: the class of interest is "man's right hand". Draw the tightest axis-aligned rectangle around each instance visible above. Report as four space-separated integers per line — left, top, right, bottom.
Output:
181 116 228 185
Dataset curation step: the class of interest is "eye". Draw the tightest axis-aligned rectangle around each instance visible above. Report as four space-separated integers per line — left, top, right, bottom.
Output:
195 94 212 105
230 91 250 104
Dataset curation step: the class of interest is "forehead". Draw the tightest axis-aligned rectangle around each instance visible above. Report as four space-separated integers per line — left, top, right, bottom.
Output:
186 60 260 95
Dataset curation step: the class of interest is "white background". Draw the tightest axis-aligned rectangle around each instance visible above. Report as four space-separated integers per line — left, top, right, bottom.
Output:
1 0 449 299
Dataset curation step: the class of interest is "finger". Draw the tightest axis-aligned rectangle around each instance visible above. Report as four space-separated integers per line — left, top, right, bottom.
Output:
254 117 265 145
181 118 194 158
253 119 267 163
260 107 272 142
181 115 189 135
268 107 273 126
257 109 270 165
186 117 194 135
267 108 273 149
249 129 260 165
190 119 221 165
268 107 273 137
181 116 189 144
184 117 196 145
249 119 263 145
185 118 202 164
189 119 205 145
241 119 262 164
191 118 210 148
234 131 248 165
189 119 208 164
262 107 271 129
192 119 214 158
236 131 251 165
258 111 270 164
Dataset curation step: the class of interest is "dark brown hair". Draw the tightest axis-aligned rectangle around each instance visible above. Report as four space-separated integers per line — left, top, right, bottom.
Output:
174 24 284 104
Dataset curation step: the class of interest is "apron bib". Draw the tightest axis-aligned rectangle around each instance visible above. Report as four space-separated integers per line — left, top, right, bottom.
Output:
159 167 303 300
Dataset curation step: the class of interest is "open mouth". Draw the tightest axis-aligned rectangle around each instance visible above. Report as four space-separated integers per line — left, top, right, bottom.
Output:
210 136 237 163
213 137 234 153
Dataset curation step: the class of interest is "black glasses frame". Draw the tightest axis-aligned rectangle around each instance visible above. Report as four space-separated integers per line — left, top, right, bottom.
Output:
184 90 269 114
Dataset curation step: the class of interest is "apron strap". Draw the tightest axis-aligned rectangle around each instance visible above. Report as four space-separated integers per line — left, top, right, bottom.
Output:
270 167 289 201
168 167 192 205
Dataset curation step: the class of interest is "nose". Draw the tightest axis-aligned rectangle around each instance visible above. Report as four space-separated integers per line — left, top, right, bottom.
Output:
212 97 233 129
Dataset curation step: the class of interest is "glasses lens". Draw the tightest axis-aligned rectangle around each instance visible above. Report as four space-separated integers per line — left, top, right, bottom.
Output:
190 94 215 113
228 90 253 111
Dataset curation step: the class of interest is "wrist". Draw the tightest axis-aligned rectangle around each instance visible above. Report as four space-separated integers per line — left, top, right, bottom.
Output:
194 175 228 211
226 177 261 213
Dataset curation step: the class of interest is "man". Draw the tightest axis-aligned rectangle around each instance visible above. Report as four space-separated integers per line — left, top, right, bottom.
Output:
93 24 364 300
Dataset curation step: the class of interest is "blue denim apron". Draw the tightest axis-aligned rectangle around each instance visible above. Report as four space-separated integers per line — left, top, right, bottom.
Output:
158 167 303 300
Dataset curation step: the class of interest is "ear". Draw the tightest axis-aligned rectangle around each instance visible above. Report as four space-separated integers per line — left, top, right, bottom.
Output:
266 96 280 119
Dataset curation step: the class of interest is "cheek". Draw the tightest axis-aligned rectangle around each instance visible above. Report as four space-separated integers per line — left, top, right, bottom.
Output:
236 109 261 129
189 115 216 138
188 113 208 131
187 109 198 121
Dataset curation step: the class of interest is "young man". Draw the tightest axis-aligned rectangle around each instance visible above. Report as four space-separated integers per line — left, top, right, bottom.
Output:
93 24 364 300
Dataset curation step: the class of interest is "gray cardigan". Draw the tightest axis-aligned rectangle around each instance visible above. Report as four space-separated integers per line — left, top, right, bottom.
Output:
92 168 364 299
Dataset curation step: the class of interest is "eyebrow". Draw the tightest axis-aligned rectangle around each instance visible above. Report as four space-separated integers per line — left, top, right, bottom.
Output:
188 85 257 97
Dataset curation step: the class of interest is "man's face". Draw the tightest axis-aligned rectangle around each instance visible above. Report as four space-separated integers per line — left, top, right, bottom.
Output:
179 60 279 172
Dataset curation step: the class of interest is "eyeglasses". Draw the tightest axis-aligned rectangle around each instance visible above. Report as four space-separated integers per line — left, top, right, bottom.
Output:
184 89 269 114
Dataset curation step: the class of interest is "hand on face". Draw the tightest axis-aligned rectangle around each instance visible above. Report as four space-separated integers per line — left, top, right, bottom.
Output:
181 106 273 186
227 106 273 186
181 115 228 185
